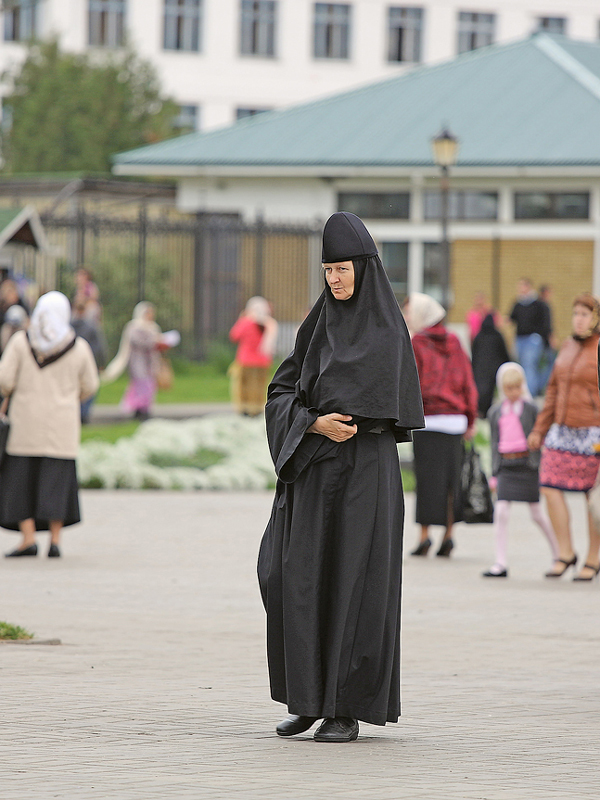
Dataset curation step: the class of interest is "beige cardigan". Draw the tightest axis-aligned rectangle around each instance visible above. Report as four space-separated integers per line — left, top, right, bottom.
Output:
0 331 99 459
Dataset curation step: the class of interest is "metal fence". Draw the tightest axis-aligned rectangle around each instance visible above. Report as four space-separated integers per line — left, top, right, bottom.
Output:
35 210 322 359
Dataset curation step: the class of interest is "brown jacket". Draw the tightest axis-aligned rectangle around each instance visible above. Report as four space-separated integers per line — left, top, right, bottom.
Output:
532 333 600 439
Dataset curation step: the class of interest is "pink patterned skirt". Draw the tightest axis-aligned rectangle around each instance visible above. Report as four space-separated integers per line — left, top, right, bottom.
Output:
539 448 600 492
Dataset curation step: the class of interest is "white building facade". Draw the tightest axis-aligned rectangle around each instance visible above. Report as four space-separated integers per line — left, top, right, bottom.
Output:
1 0 600 131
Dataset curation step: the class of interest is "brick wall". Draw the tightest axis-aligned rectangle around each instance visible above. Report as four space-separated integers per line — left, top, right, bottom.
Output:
450 239 594 345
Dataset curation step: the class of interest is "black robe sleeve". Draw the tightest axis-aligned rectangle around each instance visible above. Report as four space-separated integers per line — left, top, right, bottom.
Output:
265 351 333 484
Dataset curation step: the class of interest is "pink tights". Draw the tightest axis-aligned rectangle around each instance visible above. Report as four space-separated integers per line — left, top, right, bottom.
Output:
492 500 559 571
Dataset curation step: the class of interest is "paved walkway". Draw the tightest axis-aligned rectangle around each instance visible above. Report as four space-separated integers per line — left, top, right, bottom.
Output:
90 403 231 422
1 490 598 799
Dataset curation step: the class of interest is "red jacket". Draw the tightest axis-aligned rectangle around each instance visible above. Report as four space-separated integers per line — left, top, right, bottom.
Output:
229 316 271 368
412 323 479 427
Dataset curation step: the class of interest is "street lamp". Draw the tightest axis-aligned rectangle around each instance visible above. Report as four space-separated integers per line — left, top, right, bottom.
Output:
431 127 459 309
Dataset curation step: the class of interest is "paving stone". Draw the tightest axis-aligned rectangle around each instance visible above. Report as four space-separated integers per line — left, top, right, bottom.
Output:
0 489 598 799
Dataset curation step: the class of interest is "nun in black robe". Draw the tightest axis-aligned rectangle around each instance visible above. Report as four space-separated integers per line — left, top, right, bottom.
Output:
257 212 424 742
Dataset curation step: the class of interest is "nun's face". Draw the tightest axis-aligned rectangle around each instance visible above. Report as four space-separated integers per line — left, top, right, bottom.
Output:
324 261 354 301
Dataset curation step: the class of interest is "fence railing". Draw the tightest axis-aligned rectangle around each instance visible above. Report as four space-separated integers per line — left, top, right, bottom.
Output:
34 210 322 359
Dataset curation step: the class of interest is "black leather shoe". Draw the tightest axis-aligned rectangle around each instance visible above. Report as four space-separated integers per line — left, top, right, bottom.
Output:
482 567 508 578
276 715 319 737
5 544 38 558
436 539 454 557
48 544 61 558
314 717 359 742
411 538 432 556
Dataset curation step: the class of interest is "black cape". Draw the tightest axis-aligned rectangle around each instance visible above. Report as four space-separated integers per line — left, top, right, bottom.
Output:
471 313 510 417
258 213 424 725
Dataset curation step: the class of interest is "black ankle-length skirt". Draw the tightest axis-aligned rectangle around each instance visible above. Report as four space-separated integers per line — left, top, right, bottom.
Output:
412 430 464 526
0 455 81 531
258 430 404 726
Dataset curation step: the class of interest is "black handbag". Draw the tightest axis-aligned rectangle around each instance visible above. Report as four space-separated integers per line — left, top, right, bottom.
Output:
0 395 10 469
461 444 494 524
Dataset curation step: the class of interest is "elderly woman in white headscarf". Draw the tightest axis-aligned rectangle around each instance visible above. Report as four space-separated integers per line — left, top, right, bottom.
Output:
229 296 278 416
103 301 162 420
404 292 479 558
0 291 99 558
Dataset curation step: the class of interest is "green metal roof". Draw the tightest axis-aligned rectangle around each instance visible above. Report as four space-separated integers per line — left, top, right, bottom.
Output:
113 34 600 171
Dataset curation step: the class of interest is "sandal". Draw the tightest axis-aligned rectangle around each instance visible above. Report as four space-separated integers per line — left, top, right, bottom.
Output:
573 563 600 582
545 555 577 578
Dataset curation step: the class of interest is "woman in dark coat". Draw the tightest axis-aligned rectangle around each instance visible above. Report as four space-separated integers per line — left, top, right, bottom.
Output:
471 312 510 417
257 212 424 743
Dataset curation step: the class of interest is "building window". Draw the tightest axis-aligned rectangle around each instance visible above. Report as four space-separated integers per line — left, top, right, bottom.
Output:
388 7 423 63
88 0 126 47
236 107 270 120
164 0 202 52
337 192 410 219
173 104 199 132
381 242 409 299
3 0 38 42
314 3 351 59
240 0 276 57
537 17 566 35
514 192 589 220
423 242 444 303
424 191 498 220
457 11 495 54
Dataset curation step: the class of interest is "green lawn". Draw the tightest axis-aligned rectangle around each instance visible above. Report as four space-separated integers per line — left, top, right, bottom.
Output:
97 359 231 405
81 421 141 444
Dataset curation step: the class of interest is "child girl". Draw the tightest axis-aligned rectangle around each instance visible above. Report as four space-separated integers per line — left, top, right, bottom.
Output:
483 363 558 577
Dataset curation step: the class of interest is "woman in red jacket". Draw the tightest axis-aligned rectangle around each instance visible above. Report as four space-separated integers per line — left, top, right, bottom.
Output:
406 293 478 558
229 297 278 416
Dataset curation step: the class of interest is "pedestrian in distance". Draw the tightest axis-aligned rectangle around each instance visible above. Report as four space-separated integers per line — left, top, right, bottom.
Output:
509 278 550 397
229 296 278 416
102 301 162 421
483 363 558 578
0 291 99 558
71 298 107 424
406 292 478 559
471 311 510 417
258 212 424 742
528 292 600 582
537 284 557 393
0 303 28 354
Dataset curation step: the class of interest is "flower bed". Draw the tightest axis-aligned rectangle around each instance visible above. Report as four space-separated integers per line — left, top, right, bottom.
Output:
78 415 276 490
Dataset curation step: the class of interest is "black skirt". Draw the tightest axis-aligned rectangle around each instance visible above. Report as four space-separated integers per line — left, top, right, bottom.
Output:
0 455 81 531
497 460 539 503
412 430 464 526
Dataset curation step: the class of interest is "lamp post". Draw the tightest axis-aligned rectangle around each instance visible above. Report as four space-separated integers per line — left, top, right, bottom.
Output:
431 127 459 309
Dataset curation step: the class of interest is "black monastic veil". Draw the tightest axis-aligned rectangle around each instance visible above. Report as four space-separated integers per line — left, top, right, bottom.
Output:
258 212 424 727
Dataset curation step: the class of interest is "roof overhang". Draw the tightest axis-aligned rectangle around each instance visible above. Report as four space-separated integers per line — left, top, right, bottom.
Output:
113 163 600 180
0 205 51 252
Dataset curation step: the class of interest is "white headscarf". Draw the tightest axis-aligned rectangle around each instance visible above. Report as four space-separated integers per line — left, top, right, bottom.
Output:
245 296 270 324
495 362 533 402
28 291 74 356
406 292 446 336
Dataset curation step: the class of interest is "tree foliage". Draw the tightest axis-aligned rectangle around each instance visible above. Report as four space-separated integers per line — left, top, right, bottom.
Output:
1 40 179 174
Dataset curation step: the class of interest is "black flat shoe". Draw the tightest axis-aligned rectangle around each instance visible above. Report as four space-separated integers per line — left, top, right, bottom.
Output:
572 563 600 582
314 717 359 742
276 715 319 737
4 544 38 558
48 544 61 558
410 538 432 556
436 539 454 558
545 555 577 578
482 566 508 578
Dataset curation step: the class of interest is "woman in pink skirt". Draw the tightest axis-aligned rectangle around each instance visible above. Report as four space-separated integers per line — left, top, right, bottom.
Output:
528 293 600 581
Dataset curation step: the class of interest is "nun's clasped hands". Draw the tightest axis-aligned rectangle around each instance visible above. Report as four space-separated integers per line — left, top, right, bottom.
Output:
308 413 358 441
